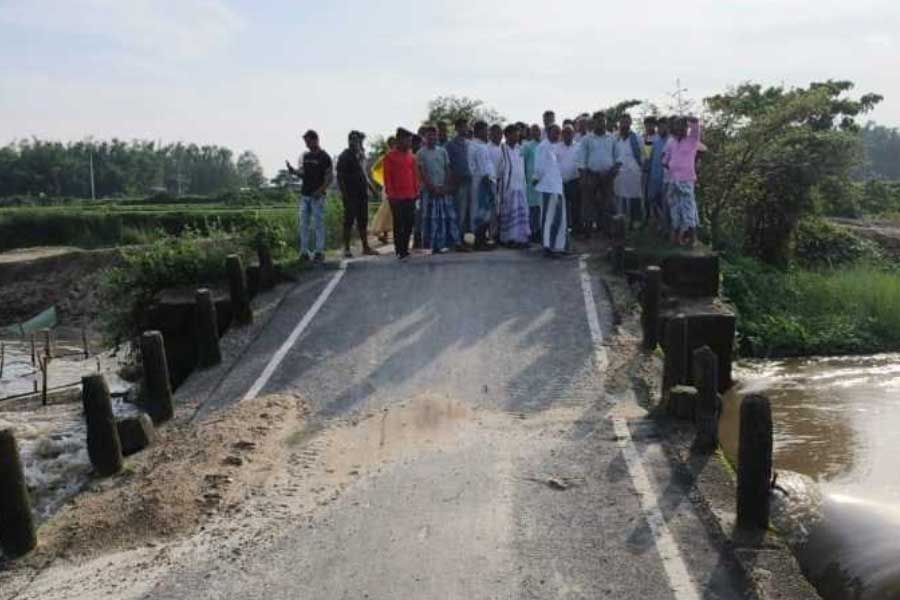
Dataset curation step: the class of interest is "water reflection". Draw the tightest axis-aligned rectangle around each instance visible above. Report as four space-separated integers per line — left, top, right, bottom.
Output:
720 354 900 503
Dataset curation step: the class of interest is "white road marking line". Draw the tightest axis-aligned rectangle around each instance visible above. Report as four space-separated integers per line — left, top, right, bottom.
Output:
578 255 700 600
578 255 608 371
242 260 348 402
612 417 700 599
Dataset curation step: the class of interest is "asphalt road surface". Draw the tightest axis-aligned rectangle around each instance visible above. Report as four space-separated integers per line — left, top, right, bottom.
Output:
156 249 746 599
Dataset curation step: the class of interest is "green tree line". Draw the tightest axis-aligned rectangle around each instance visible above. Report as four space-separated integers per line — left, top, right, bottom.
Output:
0 138 266 198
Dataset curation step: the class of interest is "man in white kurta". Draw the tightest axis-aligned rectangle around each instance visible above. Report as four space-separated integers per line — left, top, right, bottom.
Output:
613 113 645 228
468 121 497 249
533 124 567 254
496 124 531 245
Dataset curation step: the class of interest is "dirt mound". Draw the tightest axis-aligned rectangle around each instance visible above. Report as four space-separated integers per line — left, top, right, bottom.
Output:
29 393 308 561
0 247 121 328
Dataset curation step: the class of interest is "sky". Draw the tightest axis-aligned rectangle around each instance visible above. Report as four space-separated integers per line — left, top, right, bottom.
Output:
1 0 898 177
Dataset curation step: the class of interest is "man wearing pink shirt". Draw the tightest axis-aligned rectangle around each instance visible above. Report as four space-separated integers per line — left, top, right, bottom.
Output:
663 116 702 246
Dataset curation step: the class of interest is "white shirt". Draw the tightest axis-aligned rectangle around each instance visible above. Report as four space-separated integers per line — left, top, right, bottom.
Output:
534 139 563 194
488 142 503 175
498 143 526 192
554 141 580 183
613 132 643 198
468 139 496 181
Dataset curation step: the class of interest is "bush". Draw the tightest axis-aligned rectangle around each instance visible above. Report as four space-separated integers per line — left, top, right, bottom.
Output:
793 218 882 268
100 226 244 341
723 255 900 356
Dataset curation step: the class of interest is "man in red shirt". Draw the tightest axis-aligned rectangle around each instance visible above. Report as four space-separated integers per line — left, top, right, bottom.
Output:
382 127 418 260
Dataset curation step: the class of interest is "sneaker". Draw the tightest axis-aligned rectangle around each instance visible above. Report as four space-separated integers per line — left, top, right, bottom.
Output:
362 247 379 256
343 249 353 259
314 252 325 263
398 252 410 261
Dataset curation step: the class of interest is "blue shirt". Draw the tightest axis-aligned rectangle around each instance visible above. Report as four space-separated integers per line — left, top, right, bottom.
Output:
445 136 470 181
575 132 616 174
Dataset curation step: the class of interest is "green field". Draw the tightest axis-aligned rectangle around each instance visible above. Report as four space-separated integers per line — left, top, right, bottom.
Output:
0 192 360 253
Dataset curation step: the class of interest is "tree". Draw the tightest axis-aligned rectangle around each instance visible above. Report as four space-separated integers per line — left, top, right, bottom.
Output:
270 168 293 189
697 80 881 266
425 95 505 126
236 150 266 189
859 122 900 180
603 99 643 129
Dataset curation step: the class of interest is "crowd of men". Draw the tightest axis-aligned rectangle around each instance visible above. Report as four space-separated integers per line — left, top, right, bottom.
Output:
287 109 703 262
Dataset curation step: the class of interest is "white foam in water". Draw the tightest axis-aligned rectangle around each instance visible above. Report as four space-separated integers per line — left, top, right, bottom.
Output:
0 339 138 520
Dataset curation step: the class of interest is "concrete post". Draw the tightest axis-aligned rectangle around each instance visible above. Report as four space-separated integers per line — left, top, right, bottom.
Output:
257 242 275 291
692 346 720 452
737 394 773 530
662 314 688 409
140 331 174 424
642 266 662 350
0 429 37 558
195 288 222 368
81 374 123 477
227 254 253 326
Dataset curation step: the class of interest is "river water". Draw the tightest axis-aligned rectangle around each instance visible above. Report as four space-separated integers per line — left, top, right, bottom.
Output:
0 338 136 520
720 354 900 503
720 354 900 600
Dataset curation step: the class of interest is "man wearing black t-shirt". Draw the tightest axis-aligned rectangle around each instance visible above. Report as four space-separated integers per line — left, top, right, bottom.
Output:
336 131 378 258
286 129 333 262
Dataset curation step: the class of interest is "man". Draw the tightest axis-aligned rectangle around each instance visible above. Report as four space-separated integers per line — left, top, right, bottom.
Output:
541 110 556 139
285 129 332 263
382 128 418 260
416 125 459 254
574 114 590 143
446 118 472 240
522 123 543 243
613 113 644 229
436 121 449 147
534 124 567 255
336 131 379 258
410 132 425 249
575 112 618 235
663 116 703 247
488 124 504 174
496 124 530 247
555 124 582 236
467 120 497 250
646 117 671 233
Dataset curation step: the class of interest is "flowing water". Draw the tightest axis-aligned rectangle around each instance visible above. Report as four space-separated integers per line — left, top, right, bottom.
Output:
0 338 136 520
720 354 900 600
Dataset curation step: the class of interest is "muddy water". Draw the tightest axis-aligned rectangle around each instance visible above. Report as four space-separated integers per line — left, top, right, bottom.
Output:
720 354 900 502
720 354 900 600
0 338 136 520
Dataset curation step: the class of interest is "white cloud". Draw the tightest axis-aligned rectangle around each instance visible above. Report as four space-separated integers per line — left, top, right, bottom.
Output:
0 0 243 59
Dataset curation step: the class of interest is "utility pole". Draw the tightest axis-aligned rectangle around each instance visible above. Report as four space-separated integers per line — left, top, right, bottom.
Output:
89 152 96 201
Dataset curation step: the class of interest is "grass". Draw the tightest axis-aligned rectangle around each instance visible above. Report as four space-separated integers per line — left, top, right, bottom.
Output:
723 256 900 356
0 193 358 253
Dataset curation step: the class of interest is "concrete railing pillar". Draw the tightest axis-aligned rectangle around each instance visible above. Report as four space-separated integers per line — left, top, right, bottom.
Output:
662 314 688 408
642 266 662 350
692 345 719 452
195 288 222 368
0 429 37 558
737 394 773 530
82 374 123 477
227 254 253 326
140 330 174 424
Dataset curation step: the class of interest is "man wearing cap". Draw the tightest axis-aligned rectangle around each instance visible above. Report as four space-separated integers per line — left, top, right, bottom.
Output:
286 129 333 263
382 127 418 260
336 131 378 258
